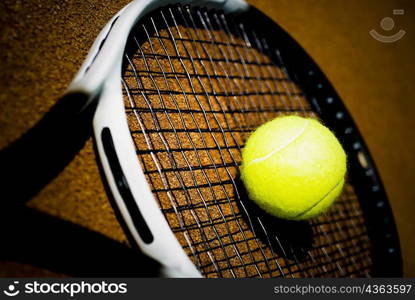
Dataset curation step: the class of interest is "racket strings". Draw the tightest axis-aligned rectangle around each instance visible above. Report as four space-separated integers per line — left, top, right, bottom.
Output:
200 8 302 277
171 6 288 277
122 5 372 278
167 6 292 277
163 7 264 277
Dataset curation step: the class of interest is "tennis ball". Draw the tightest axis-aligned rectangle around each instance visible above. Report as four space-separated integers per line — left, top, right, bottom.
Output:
240 115 346 220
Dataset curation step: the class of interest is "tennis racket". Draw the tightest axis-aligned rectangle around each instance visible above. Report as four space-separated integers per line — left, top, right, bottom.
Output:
0 0 402 277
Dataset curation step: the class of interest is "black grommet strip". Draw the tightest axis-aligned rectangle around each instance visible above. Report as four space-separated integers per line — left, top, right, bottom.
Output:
101 127 154 244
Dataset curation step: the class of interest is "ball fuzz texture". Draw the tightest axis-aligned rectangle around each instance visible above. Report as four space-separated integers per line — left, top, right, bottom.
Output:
240 115 346 220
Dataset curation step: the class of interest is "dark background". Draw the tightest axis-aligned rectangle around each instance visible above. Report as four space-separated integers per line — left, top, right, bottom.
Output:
0 0 414 276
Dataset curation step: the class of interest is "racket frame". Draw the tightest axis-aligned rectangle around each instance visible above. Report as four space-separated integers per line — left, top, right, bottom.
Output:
66 0 248 278
64 0 402 277
240 7 402 276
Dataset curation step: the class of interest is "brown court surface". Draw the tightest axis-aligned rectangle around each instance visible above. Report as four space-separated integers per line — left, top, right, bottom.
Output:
0 0 414 276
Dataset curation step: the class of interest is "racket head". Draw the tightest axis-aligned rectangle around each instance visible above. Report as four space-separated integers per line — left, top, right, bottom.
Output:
244 7 402 277
89 1 401 277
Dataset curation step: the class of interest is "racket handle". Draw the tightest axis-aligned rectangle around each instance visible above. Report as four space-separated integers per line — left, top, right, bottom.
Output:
0 92 96 206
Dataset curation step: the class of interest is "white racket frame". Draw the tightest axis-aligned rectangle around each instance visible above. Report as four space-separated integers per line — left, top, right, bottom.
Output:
65 0 249 277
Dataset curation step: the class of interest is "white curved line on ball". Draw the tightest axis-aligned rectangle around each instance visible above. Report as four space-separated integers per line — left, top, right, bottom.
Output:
294 178 344 219
246 119 309 167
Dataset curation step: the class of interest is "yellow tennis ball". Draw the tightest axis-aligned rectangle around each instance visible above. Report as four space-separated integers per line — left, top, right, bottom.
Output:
240 115 347 220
